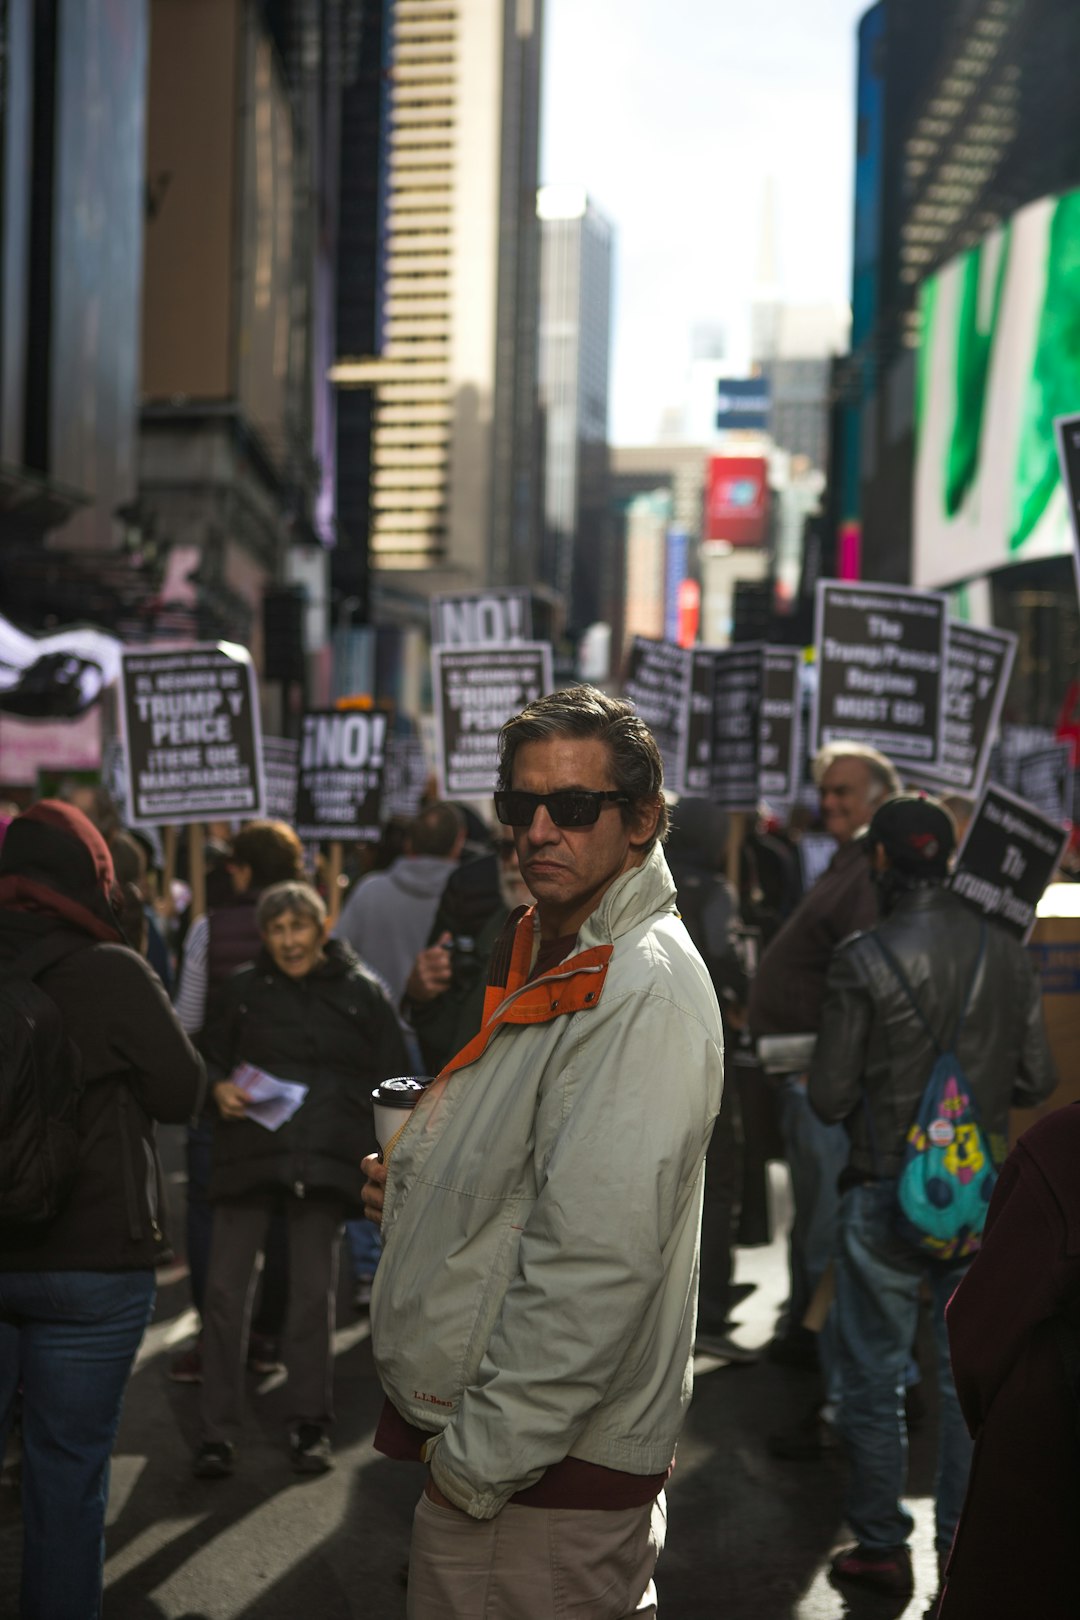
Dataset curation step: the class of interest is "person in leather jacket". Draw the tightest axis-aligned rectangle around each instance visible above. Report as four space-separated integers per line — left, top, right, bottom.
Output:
809 794 1055 1602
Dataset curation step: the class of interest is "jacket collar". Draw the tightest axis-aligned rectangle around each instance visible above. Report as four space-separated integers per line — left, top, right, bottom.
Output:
577 840 678 950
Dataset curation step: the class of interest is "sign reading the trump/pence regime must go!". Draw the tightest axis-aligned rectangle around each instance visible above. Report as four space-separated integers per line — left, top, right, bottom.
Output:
430 589 533 648
710 644 763 810
813 581 948 767
433 644 553 796
295 709 390 842
119 643 264 827
949 784 1069 942
759 646 802 803
623 637 692 794
907 623 1017 797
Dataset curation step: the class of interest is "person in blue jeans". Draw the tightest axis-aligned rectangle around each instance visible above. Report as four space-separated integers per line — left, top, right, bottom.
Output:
0 801 204 1620
809 794 1055 1604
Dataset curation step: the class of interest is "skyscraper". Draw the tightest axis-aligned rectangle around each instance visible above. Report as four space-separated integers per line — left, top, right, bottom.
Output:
537 185 614 633
333 0 545 613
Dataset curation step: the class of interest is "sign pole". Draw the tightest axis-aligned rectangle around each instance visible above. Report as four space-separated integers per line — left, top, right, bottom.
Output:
326 841 344 926
163 825 178 905
188 824 206 923
727 811 747 891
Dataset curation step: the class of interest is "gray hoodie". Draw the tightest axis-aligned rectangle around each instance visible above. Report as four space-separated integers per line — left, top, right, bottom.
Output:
334 855 458 1005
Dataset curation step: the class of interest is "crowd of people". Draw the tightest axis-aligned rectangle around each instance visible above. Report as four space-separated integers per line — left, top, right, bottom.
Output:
0 686 1075 1620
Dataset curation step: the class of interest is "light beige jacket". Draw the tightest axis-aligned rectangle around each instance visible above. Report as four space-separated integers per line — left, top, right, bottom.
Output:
370 841 725 1517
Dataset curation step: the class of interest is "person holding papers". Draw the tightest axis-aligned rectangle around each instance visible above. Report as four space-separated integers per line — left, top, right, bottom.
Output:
194 880 408 1479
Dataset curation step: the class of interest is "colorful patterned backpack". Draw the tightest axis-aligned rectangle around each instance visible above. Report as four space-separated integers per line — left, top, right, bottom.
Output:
872 927 995 1262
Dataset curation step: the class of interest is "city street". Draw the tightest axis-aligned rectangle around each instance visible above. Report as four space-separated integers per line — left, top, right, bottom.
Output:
1 1152 943 1620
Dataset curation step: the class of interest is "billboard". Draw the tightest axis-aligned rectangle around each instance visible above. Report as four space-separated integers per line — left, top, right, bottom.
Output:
913 188 1080 589
705 456 769 546
715 377 770 432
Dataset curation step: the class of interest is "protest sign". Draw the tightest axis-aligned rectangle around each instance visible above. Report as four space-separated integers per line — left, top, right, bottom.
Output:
623 637 692 794
382 735 430 818
711 645 763 810
759 647 802 803
296 709 389 842
949 784 1069 942
433 644 553 797
683 650 715 795
430 590 532 648
119 644 264 827
261 736 299 823
908 623 1016 796
813 581 947 767
1016 741 1074 827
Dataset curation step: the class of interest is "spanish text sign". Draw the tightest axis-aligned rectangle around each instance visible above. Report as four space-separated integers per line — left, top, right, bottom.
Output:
430 590 533 648
813 581 948 766
296 709 390 842
433 644 553 796
119 644 264 827
949 784 1069 942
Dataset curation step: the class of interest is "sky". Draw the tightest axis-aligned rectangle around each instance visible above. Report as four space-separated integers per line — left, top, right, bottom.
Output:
541 0 870 444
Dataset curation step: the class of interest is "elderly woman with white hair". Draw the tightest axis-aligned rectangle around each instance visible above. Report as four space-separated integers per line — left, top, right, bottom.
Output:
194 880 409 1479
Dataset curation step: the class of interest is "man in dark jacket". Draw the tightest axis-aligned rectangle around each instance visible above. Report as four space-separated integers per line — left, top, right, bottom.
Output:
0 801 204 1620
750 741 901 1385
195 880 409 1477
809 795 1055 1600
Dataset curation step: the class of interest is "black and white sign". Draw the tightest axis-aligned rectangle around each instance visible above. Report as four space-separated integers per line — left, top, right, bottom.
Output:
1016 742 1073 827
119 644 264 827
261 736 299 823
623 637 691 795
759 647 802 803
949 784 1069 942
813 581 948 766
430 590 533 649
683 651 715 795
908 623 1016 796
382 736 430 819
296 709 389 842
711 645 763 810
433 644 553 797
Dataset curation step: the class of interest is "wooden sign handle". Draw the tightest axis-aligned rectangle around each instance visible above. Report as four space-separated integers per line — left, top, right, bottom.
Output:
327 841 344 926
188 823 206 923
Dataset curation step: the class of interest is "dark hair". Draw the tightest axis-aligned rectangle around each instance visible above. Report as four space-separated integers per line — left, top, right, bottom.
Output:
497 685 669 848
407 801 465 858
256 880 327 932
231 820 305 889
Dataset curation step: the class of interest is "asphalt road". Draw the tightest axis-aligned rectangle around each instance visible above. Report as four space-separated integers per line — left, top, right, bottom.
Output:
0 1144 943 1620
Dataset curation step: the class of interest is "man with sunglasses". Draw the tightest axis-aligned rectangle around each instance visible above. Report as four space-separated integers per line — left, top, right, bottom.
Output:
362 686 725 1620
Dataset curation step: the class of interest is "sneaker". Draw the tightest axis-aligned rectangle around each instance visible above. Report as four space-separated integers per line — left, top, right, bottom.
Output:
169 1343 203 1384
247 1332 285 1376
290 1423 333 1475
193 1441 236 1479
353 1275 374 1311
829 1543 914 1596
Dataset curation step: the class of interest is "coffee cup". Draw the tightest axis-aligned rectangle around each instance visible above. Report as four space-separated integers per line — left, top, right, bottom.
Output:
371 1075 432 1154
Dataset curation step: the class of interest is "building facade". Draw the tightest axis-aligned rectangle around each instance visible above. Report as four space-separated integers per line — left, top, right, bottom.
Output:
332 0 545 616
537 185 614 635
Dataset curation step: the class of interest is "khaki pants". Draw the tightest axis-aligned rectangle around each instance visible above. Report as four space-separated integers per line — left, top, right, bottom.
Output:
406 1489 666 1620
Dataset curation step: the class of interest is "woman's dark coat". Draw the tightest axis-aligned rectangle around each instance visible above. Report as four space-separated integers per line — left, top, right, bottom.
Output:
941 1104 1080 1618
202 938 410 1209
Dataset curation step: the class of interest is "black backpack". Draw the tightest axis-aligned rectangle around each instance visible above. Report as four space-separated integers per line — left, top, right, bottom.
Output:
0 936 86 1227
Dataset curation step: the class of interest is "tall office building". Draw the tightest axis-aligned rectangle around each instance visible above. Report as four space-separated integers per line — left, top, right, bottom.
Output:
333 0 544 613
537 185 614 633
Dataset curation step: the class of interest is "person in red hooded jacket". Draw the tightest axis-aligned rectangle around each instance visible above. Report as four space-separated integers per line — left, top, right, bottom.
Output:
0 801 204 1620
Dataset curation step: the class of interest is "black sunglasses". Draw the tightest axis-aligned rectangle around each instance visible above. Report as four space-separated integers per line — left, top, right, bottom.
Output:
494 789 629 829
